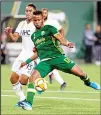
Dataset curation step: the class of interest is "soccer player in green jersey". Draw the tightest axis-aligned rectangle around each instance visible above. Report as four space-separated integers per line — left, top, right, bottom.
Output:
20 10 100 110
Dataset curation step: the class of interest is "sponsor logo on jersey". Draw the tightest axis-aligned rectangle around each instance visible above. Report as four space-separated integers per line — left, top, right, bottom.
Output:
35 38 45 45
21 30 30 36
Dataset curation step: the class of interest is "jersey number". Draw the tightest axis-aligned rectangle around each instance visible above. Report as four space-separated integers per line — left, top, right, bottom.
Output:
27 64 33 70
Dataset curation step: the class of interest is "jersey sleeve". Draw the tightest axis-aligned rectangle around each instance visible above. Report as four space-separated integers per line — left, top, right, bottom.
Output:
49 25 59 36
15 21 23 35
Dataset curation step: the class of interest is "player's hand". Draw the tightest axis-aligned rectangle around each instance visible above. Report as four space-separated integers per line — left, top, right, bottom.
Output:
67 42 74 48
4 27 13 35
20 62 27 68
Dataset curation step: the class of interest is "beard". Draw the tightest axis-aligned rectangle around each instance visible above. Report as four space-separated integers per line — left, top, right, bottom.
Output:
36 27 41 29
35 24 44 29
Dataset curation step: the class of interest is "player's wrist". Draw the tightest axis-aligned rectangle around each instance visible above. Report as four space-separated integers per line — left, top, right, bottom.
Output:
26 58 32 64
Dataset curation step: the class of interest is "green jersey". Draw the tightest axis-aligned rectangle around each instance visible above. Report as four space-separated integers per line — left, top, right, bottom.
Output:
31 25 64 60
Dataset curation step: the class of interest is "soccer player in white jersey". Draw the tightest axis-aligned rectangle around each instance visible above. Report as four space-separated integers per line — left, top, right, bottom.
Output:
4 3 37 107
41 8 66 89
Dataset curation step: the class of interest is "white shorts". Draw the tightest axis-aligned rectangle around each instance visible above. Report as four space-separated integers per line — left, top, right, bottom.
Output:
12 58 36 77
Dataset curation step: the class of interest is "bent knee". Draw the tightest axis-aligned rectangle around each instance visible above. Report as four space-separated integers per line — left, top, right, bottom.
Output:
19 74 29 85
19 79 28 85
10 72 19 84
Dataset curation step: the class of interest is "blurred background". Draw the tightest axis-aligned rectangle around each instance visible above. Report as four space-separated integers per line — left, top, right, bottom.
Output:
1 1 101 65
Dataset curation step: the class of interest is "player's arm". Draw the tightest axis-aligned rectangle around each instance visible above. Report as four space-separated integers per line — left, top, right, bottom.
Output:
53 20 64 37
50 25 74 48
4 27 20 42
20 48 38 68
59 27 64 37
4 21 23 42
54 33 74 48
9 32 20 42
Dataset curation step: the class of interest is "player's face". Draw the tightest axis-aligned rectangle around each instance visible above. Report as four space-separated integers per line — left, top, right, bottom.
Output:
25 6 35 20
33 14 44 29
42 10 48 20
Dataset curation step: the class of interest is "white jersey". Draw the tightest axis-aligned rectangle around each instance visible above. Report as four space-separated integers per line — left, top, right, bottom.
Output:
15 20 36 60
44 18 62 30
12 20 36 76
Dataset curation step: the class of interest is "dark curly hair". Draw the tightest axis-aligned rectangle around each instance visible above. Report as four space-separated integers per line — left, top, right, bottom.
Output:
33 10 42 15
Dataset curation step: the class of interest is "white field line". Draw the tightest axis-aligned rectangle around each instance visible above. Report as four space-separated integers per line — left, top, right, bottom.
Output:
1 90 100 94
1 94 100 102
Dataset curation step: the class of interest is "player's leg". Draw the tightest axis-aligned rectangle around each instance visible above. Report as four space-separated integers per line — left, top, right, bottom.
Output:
11 60 26 104
70 64 90 84
15 61 37 107
19 74 29 85
70 64 100 89
53 55 100 90
21 61 52 110
19 61 36 85
51 69 66 90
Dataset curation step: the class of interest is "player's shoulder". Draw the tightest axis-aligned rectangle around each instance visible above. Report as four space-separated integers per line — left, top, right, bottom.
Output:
44 25 55 29
47 18 58 23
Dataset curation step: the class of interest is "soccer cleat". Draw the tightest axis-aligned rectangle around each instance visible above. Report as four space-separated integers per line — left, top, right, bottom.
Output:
14 99 26 107
21 101 32 110
60 82 66 91
89 82 100 90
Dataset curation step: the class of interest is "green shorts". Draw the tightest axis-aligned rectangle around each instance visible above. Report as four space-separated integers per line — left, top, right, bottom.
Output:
35 55 76 78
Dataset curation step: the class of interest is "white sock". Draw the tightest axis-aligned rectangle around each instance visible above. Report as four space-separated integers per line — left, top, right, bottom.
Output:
52 69 64 85
12 82 26 101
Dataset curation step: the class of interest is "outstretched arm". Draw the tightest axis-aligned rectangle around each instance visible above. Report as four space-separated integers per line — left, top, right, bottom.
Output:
54 33 74 48
20 49 38 68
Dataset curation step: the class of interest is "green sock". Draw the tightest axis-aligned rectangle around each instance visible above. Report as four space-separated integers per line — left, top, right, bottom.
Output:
27 83 36 105
81 74 90 86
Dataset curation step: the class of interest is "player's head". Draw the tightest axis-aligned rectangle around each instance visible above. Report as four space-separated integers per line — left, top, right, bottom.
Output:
25 3 36 21
41 8 48 21
33 10 44 29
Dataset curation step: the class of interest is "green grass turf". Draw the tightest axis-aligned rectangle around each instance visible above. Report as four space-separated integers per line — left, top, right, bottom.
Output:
1 64 100 115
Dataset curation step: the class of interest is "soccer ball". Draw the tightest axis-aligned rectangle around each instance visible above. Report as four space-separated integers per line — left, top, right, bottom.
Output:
35 78 48 92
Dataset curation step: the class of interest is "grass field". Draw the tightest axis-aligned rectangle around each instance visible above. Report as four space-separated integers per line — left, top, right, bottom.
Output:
1 64 100 115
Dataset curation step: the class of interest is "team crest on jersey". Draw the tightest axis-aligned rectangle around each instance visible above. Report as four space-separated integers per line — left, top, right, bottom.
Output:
41 31 45 36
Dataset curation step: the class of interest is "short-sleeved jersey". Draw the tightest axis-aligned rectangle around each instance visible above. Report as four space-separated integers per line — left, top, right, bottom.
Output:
15 20 36 52
31 25 64 60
